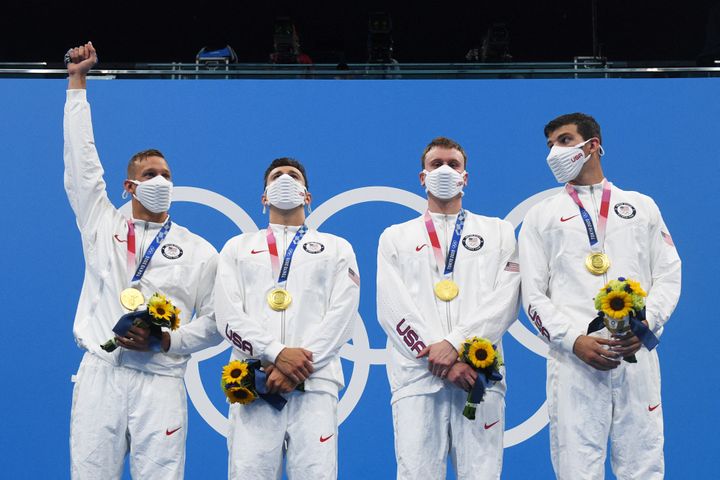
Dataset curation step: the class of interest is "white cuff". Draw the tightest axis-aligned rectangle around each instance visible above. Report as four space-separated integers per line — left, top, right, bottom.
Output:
444 330 467 352
560 328 584 354
263 340 287 364
66 89 87 101
166 329 183 354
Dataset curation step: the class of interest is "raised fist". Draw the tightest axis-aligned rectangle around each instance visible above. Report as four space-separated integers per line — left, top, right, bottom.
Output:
66 42 98 77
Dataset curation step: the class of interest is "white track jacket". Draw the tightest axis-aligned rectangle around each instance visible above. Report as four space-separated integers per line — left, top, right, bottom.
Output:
519 181 681 354
215 225 361 397
64 89 222 377
377 211 521 403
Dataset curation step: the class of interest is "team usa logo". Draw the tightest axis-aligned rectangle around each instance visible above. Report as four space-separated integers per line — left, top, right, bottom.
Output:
224 324 253 356
303 241 325 254
614 202 636 219
527 304 550 341
161 244 183 259
395 318 427 354
462 234 484 251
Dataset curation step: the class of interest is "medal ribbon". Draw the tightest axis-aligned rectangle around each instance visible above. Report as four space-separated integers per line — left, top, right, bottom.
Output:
564 180 612 252
126 220 136 280
423 209 466 278
266 225 308 287
127 219 172 284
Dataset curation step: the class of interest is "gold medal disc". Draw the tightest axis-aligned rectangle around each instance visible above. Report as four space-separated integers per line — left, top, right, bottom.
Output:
434 279 459 301
120 287 145 311
267 288 292 311
585 252 610 275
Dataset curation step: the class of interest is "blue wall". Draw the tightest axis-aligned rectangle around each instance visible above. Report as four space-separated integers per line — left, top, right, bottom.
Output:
1 78 717 478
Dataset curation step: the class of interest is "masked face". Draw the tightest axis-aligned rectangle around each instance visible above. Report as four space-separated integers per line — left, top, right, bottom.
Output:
546 136 605 183
265 174 307 210
423 164 466 200
130 175 173 213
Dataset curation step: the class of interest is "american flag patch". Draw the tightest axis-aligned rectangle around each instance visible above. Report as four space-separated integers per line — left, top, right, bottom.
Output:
504 261 520 272
348 267 361 287
661 231 675 247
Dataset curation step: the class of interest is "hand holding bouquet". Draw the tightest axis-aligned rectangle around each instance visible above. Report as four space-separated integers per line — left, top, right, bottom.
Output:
221 359 304 411
101 292 180 352
458 337 503 420
589 277 659 363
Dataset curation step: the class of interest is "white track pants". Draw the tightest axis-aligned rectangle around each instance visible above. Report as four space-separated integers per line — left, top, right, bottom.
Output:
548 348 664 479
70 353 187 479
227 391 338 480
392 386 505 480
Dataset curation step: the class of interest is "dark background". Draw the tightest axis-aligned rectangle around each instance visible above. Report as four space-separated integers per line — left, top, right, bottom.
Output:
3 0 719 64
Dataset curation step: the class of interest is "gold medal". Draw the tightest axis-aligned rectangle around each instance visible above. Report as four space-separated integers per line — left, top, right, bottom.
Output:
267 288 292 311
585 252 610 275
120 287 145 311
434 279 459 301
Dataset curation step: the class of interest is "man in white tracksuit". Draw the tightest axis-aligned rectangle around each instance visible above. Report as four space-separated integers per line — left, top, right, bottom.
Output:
215 158 361 480
377 137 521 479
519 112 681 479
65 43 222 479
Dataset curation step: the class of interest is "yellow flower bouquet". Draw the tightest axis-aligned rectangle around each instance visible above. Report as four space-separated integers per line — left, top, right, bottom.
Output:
221 360 258 405
101 292 180 352
220 359 300 411
589 277 659 363
458 336 503 420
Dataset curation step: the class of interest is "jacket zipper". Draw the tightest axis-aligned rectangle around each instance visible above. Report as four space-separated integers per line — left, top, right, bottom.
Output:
281 226 287 344
443 215 452 335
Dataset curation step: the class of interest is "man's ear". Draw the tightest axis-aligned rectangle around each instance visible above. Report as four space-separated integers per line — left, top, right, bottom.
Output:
123 179 136 195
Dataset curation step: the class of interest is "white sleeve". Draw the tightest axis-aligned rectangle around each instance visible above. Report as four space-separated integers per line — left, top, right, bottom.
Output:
376 228 433 361
519 209 582 354
214 238 286 362
644 199 682 338
63 89 116 236
301 240 360 370
444 221 521 349
167 249 224 355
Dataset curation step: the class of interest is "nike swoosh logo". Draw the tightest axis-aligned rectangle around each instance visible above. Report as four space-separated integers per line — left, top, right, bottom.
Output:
648 403 661 412
166 427 182 436
484 420 500 430
113 234 127 243
319 434 334 443
415 244 428 252
560 215 579 222
251 249 268 254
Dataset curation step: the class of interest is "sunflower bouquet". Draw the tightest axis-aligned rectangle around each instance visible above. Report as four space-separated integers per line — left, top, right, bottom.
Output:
458 336 503 420
220 359 298 410
101 293 180 352
221 359 258 405
589 277 658 363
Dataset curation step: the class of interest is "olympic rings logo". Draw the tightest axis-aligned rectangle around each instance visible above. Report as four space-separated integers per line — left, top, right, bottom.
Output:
124 185 560 448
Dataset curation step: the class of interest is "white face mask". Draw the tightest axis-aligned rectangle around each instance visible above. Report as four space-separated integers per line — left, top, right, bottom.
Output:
546 138 604 183
128 175 173 213
423 164 466 200
265 174 307 211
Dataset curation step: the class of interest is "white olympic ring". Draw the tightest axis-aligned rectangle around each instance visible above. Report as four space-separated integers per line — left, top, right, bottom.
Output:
122 185 560 446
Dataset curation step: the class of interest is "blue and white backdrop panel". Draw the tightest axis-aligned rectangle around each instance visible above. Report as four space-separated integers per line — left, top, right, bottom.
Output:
0 78 717 478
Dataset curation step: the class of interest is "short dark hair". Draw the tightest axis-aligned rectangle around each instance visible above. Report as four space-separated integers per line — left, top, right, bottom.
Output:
263 157 309 189
127 149 166 177
544 113 602 143
420 136 467 169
